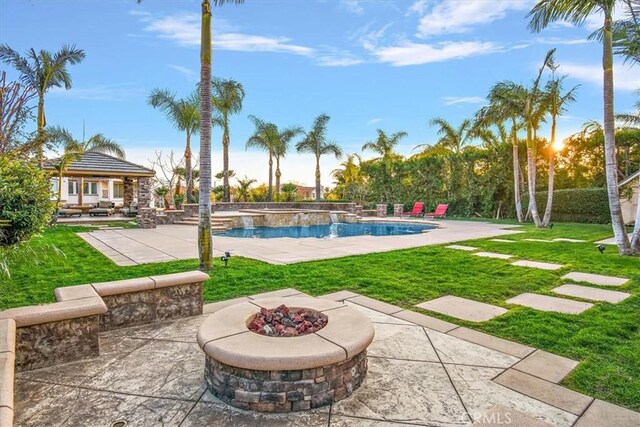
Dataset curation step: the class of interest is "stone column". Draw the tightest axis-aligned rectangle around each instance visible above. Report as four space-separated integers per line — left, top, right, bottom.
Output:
376 204 387 217
123 177 134 208
137 177 152 208
393 204 404 217
355 205 363 217
138 207 157 229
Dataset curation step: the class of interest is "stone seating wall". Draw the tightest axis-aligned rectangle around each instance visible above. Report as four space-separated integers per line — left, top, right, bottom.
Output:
0 270 209 427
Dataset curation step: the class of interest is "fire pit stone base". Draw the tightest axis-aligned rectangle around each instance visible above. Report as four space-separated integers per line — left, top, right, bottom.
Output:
205 350 367 412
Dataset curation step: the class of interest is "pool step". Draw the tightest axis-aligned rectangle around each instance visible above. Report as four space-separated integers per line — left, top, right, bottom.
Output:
174 217 229 230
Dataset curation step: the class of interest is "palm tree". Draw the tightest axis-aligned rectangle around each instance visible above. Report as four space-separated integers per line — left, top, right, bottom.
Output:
362 129 408 170
212 77 245 202
246 116 278 201
273 126 303 199
47 126 124 209
235 176 256 202
0 44 85 166
148 89 199 204
542 75 579 227
528 0 633 252
429 118 474 153
477 81 527 222
296 114 343 202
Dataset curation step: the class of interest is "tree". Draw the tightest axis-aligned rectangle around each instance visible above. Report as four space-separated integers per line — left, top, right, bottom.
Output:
46 126 124 217
273 126 303 199
477 81 527 222
246 115 278 201
296 114 343 201
0 71 36 156
528 0 633 252
212 77 245 202
148 88 199 204
332 154 369 203
428 118 474 153
362 129 408 176
235 176 256 202
542 74 579 226
0 44 85 166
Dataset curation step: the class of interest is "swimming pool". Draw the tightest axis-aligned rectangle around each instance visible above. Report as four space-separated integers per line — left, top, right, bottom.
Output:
215 222 435 239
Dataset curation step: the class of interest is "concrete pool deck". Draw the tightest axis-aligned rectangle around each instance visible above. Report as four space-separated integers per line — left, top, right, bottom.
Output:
79 219 523 266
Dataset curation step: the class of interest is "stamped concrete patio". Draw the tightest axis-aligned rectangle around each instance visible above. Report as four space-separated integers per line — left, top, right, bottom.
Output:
78 219 522 266
13 289 640 426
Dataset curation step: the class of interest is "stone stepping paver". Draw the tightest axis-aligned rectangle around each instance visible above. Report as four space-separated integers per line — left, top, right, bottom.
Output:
473 251 514 260
446 244 478 251
552 285 631 304
574 399 640 427
524 238 554 242
416 295 508 322
448 327 535 358
495 369 593 416
562 272 629 287
489 238 515 243
506 293 593 315
511 260 564 271
392 309 458 333
512 350 578 384
553 238 586 243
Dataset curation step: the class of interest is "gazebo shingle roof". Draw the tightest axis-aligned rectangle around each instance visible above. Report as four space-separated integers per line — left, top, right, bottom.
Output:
44 151 155 177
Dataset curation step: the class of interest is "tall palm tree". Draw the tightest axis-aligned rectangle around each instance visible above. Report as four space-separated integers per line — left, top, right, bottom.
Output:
362 129 408 171
528 0 633 252
47 126 124 209
212 77 245 202
196 0 244 271
296 114 343 201
246 115 278 201
477 81 527 222
428 118 474 153
0 44 85 166
542 75 579 227
273 126 303 199
148 89 199 204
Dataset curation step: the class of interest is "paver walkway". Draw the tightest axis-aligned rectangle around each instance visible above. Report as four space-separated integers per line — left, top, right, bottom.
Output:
78 220 522 266
552 285 631 303
446 244 478 251
506 293 593 315
511 260 564 271
416 295 508 322
473 251 514 260
562 272 629 287
13 291 640 426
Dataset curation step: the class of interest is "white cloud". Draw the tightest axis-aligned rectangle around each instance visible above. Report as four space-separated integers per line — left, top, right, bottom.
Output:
442 96 486 106
366 118 382 125
414 0 533 38
407 0 428 16
583 7 628 31
533 37 592 46
49 84 145 101
371 41 500 66
559 62 640 91
168 64 197 82
341 0 364 15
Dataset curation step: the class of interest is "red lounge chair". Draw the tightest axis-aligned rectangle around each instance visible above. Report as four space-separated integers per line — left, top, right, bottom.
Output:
402 202 424 217
425 204 449 219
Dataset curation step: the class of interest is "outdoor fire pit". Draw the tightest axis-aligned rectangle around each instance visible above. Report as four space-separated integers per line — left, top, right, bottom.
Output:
197 296 374 412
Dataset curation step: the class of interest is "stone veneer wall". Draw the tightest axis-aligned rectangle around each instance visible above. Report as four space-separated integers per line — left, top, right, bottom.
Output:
211 202 357 213
137 207 157 229
156 210 185 225
204 350 367 412
137 177 152 208
393 204 404 217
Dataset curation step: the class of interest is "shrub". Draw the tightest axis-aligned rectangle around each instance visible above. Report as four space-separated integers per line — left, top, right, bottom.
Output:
534 188 610 224
0 157 54 246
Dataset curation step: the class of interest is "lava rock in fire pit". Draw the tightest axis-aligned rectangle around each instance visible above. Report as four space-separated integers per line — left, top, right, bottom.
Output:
248 304 328 337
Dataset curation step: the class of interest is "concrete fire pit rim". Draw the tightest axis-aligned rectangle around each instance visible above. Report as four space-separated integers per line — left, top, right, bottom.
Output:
197 296 375 371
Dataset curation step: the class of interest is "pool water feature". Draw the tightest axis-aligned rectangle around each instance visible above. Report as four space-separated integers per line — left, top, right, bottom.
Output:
215 222 435 239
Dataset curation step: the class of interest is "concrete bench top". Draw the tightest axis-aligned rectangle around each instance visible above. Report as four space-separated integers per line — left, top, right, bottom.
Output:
0 298 107 328
197 296 375 371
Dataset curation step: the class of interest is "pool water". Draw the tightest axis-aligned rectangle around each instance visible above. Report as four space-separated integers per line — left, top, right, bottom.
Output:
215 222 435 239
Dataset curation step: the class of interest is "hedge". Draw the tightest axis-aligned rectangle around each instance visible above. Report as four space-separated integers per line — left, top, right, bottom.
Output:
533 188 610 224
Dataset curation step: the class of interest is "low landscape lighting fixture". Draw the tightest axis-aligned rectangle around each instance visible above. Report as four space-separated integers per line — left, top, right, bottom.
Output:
221 251 232 267
597 244 605 254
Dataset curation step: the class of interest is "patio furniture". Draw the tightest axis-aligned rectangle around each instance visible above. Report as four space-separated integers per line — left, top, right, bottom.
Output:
121 203 138 217
68 205 94 215
89 201 115 216
425 204 449 219
58 209 82 218
401 202 425 218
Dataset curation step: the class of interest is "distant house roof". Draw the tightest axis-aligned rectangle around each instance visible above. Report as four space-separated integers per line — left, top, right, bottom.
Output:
619 171 640 188
44 151 155 177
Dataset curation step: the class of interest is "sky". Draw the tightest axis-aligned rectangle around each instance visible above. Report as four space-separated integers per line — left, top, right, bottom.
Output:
1 0 639 188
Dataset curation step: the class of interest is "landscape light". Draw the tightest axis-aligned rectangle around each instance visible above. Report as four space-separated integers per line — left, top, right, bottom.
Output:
221 251 232 267
597 244 605 254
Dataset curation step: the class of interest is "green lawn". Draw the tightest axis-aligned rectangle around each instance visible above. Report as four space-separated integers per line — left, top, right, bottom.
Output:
1 222 639 411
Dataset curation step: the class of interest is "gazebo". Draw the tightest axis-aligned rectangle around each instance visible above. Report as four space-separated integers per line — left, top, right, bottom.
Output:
44 151 155 210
